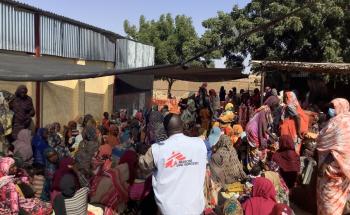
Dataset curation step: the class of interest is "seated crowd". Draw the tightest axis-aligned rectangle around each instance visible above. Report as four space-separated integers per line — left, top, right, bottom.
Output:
0 84 349 215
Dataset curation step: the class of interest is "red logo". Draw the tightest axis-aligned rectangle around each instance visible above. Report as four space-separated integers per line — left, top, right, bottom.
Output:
164 151 186 168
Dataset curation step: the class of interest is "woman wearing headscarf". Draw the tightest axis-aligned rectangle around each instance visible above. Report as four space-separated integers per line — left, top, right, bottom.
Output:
181 99 197 135
209 89 220 117
245 96 279 170
242 177 277 215
224 124 244 145
63 121 78 148
74 125 99 180
0 157 52 214
147 111 167 144
219 103 235 128
53 174 80 215
13 128 33 167
263 171 290 205
106 124 120 147
9 85 35 140
223 197 243 215
90 147 135 215
280 91 309 154
51 157 80 201
210 135 246 185
32 128 50 168
219 86 225 101
272 135 300 189
317 98 350 215
41 148 59 201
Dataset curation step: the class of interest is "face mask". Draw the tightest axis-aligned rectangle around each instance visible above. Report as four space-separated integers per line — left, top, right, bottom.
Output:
328 108 336 118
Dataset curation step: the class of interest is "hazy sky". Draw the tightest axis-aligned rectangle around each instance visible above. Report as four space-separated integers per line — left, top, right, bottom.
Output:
19 0 250 36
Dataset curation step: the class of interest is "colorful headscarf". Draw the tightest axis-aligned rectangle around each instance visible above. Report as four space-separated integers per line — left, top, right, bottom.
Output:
223 197 243 215
0 157 15 176
0 157 15 188
225 103 234 111
83 126 97 141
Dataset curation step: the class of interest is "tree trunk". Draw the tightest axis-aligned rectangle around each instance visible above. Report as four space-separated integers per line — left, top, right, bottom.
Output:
167 78 175 99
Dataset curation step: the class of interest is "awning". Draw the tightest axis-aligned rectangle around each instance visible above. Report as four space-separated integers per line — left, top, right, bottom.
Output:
252 60 350 74
0 53 247 82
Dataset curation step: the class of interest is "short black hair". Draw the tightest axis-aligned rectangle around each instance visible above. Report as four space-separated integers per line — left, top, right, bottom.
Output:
163 113 174 130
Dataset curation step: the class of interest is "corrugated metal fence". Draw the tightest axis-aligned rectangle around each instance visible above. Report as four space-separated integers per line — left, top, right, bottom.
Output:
40 16 115 62
0 2 35 53
116 39 155 69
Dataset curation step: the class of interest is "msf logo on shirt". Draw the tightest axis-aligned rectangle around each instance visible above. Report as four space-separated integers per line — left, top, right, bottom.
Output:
164 151 199 168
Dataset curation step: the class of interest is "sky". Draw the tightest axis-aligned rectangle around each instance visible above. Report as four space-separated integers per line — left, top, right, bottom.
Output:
19 0 251 68
19 0 250 36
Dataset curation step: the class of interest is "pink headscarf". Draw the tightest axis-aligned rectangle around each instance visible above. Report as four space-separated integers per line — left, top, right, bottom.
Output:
242 177 277 215
0 157 15 176
0 157 15 188
317 98 350 179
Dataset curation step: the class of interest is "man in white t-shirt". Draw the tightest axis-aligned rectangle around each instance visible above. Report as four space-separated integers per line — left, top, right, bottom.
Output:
139 114 207 215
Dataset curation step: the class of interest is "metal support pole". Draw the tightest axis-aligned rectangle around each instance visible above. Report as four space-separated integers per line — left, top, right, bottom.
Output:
260 71 265 106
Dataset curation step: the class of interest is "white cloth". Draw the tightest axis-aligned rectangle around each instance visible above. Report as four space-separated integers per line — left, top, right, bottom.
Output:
152 133 207 215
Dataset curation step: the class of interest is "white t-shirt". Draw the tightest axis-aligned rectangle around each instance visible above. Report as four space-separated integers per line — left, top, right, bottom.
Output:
152 133 207 215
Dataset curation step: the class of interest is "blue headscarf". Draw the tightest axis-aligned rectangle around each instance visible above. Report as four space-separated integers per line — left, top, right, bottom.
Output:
32 128 49 166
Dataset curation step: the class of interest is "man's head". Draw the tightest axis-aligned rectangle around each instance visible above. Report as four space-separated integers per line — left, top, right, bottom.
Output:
15 85 28 99
163 113 183 136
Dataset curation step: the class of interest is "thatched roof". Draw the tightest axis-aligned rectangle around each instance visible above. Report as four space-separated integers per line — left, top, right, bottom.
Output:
252 60 350 74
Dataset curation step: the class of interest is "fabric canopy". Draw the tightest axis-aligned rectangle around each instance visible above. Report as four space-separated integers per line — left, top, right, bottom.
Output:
0 53 247 82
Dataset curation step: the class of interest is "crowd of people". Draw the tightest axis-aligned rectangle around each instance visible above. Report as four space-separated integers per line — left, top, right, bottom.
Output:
0 83 349 215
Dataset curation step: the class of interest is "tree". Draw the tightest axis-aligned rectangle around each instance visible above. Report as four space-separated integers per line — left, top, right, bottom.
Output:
124 14 209 96
203 0 350 66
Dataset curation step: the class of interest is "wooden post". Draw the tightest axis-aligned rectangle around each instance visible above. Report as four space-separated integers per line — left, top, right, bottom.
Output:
260 71 265 106
34 13 41 128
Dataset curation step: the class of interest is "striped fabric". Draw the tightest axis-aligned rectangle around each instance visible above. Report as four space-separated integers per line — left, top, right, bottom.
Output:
33 175 45 198
64 187 89 215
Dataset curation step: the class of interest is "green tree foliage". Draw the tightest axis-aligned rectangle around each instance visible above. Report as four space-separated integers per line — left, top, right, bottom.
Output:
124 14 214 96
203 0 350 66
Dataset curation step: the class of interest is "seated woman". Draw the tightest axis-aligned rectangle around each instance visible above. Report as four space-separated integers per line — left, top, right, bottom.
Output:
32 128 50 169
0 157 52 214
242 177 277 215
90 146 137 214
41 148 59 202
53 174 89 215
210 134 246 185
51 157 80 203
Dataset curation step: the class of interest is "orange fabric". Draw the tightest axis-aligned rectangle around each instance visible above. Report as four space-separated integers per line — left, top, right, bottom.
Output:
152 99 180 113
280 92 309 139
199 108 211 131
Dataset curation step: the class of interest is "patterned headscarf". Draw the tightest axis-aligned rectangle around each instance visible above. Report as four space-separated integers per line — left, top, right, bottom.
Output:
0 157 15 189
223 197 243 215
332 98 350 116
83 126 97 141
0 157 15 176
